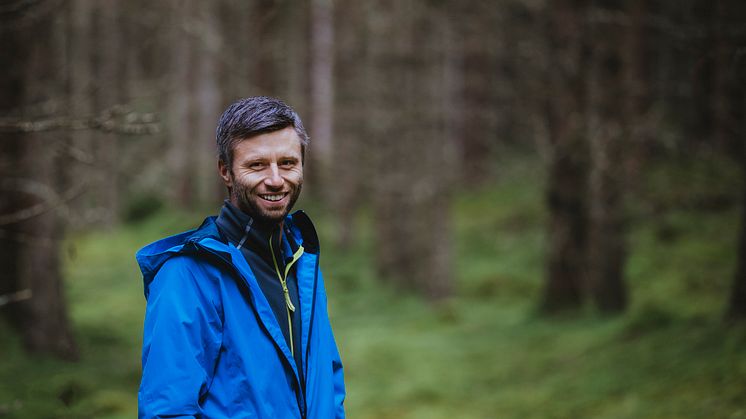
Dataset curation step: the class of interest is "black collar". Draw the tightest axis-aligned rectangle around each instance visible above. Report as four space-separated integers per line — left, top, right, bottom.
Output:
215 200 292 265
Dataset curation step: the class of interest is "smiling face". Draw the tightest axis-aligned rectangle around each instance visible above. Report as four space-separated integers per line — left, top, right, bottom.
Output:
218 127 304 224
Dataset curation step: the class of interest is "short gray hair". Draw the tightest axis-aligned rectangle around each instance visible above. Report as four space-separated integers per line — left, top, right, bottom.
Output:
215 96 309 168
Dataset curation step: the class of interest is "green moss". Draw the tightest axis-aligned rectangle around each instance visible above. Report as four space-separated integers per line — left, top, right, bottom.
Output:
1 153 744 418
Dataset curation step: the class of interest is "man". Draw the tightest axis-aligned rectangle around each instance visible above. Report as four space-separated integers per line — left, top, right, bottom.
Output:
136 96 345 418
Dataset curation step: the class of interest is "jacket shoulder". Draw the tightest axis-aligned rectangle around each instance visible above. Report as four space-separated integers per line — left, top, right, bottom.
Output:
289 210 320 254
146 252 226 301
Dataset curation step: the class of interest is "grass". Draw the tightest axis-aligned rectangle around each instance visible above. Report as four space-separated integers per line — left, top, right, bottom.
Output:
1 152 745 418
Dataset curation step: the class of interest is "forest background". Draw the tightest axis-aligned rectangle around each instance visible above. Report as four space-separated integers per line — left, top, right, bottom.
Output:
1 0 746 418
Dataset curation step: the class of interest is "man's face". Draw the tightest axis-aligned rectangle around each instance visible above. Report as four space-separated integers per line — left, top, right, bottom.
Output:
219 127 304 224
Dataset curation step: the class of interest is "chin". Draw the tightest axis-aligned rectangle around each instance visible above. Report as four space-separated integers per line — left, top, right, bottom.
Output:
260 210 288 222
250 202 291 223
233 188 298 224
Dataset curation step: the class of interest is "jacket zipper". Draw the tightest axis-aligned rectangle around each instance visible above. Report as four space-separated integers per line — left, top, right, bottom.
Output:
269 236 307 419
268 233 304 356
195 240 311 419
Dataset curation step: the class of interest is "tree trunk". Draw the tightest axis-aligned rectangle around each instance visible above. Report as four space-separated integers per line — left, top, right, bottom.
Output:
91 0 123 226
722 0 746 321
585 1 629 314
330 0 367 248
0 1 78 359
309 0 335 182
215 1 251 202
0 14 26 334
67 0 95 229
453 2 501 184
252 0 281 94
166 0 198 208
726 164 746 320
367 0 453 300
540 0 590 313
194 0 223 208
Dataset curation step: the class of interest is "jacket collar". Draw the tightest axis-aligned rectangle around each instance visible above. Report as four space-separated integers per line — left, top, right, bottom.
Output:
215 200 287 265
136 209 319 297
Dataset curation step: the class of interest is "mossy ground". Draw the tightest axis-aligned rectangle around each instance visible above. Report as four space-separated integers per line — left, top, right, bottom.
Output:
1 153 744 418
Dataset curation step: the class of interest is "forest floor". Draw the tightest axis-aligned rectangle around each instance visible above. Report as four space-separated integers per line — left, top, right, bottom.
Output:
1 152 745 419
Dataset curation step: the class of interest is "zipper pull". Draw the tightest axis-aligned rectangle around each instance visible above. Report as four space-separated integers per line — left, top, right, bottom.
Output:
284 290 296 312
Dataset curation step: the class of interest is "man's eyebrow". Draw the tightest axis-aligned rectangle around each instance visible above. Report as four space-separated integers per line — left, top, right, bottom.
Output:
241 156 267 164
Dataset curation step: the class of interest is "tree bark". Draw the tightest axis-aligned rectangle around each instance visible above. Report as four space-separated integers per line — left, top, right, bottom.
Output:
309 0 335 180
722 0 746 321
330 0 367 248
540 0 590 313
367 0 453 300
67 0 95 228
91 0 124 226
194 0 223 208
726 164 746 321
252 0 281 94
585 1 630 314
0 1 78 359
166 0 198 208
452 2 501 184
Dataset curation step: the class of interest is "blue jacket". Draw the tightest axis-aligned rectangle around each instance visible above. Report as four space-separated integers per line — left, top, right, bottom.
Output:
136 212 345 418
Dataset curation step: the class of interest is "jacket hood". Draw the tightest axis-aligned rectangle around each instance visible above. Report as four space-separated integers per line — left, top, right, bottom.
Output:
135 216 222 298
135 211 319 298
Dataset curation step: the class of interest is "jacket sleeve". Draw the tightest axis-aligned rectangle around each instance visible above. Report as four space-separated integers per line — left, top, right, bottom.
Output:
319 270 346 419
139 255 223 419
331 333 346 419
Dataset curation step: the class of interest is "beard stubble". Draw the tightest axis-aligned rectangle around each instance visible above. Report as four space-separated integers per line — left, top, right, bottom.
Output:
230 174 303 224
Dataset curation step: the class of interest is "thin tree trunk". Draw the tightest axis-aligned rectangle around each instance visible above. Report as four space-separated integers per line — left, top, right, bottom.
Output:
0 19 26 334
309 0 334 179
166 0 198 208
194 0 223 208
722 0 746 321
252 0 280 94
540 0 590 313
215 1 251 202
455 3 500 184
330 0 368 248
67 0 95 228
91 0 123 226
367 0 452 300
726 164 746 320
586 1 629 314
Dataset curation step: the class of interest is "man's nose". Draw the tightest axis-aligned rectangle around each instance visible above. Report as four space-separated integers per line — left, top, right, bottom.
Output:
264 163 284 188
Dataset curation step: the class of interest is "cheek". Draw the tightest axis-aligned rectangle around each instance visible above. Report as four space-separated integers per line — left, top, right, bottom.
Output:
285 168 304 185
235 172 262 189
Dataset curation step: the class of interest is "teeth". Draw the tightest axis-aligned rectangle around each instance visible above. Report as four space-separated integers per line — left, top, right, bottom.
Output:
261 194 284 202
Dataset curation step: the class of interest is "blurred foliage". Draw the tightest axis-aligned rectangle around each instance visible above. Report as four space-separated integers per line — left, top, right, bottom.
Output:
1 152 745 418
121 193 165 223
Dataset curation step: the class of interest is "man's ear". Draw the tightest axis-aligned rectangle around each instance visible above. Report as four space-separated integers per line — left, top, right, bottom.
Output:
218 159 232 188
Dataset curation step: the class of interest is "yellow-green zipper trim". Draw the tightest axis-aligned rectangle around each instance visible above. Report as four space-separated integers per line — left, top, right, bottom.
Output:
269 233 304 356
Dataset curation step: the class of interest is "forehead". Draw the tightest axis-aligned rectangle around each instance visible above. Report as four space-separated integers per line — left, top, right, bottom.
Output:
233 127 302 159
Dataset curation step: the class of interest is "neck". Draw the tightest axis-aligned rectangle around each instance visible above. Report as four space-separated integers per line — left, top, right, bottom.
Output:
229 198 284 233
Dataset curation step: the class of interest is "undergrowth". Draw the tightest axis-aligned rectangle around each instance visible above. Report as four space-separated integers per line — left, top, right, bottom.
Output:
1 152 744 418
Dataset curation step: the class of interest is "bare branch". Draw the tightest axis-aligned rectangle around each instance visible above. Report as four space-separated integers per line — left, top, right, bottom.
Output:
0 0 63 32
0 178 88 226
587 8 746 40
0 228 60 247
0 105 161 136
65 143 96 165
0 289 33 307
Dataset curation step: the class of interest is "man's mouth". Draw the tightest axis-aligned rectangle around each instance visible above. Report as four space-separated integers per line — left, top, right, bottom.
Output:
259 193 288 202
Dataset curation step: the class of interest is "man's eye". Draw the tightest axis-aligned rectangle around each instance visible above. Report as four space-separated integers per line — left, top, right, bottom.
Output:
280 160 295 167
249 162 265 169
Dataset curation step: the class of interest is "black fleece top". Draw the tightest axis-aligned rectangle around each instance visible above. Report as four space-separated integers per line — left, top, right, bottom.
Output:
215 201 304 383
